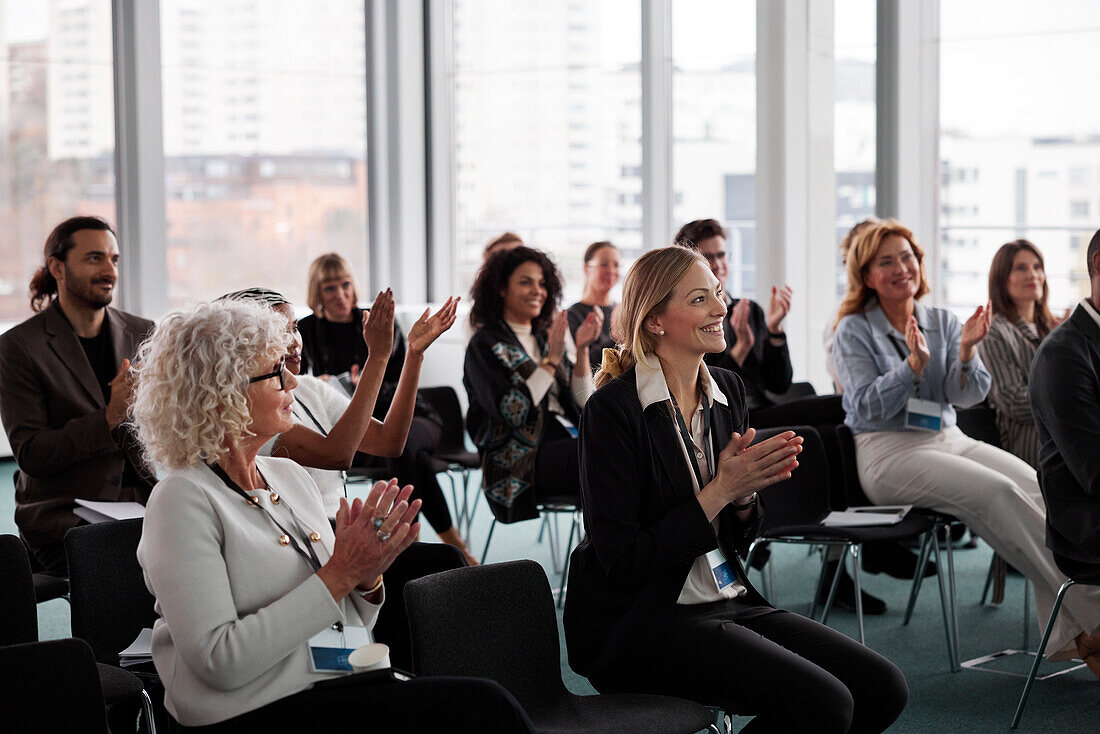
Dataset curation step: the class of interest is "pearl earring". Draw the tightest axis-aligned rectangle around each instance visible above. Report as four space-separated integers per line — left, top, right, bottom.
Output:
658 330 665 336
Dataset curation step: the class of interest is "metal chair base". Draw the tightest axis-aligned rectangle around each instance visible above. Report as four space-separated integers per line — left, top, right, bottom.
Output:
961 648 1085 679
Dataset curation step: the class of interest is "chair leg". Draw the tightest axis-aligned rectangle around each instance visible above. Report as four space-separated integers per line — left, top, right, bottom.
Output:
1011 580 1076 729
903 531 933 626
944 525 960 658
465 473 481 538
1022 578 1031 650
819 546 850 626
980 553 996 605
931 531 960 672
547 514 562 574
479 518 497 565
556 512 579 609
850 544 866 645
808 546 830 620
140 688 157 734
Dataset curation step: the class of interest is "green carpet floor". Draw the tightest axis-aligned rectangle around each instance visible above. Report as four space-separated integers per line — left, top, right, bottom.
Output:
4 457 1097 732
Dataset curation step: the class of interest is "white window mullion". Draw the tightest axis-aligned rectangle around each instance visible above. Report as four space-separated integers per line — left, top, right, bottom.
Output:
112 0 167 319
641 0 672 251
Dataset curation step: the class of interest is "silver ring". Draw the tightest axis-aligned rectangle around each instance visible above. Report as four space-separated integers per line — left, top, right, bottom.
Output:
376 530 392 543
371 516 385 530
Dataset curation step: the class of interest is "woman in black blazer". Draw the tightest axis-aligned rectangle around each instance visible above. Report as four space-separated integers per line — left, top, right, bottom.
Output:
563 247 908 734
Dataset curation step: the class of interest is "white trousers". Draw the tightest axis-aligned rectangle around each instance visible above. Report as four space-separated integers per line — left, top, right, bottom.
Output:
855 426 1100 654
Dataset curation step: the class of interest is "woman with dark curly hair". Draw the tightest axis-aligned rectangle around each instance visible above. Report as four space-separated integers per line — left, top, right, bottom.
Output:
463 247 603 524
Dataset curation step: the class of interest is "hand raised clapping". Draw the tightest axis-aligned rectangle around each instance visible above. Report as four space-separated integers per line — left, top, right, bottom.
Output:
710 428 803 507
905 316 930 376
959 300 992 360
317 478 421 601
407 296 460 354
362 289 396 361
574 306 605 350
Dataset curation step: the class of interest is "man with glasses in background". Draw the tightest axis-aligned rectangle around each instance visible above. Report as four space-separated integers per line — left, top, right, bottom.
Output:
0 216 155 576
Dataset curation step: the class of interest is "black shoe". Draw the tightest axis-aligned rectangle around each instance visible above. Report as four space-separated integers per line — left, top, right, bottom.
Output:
816 561 887 615
862 541 937 579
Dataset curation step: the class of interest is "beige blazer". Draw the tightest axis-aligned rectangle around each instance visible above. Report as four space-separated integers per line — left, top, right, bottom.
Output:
138 456 384 727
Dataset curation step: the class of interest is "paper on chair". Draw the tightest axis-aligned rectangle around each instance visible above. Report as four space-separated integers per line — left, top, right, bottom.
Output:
73 499 146 523
821 505 911 527
119 627 154 666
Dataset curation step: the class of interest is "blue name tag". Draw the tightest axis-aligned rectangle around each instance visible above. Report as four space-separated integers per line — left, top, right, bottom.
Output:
706 549 738 590
905 398 942 432
308 626 374 673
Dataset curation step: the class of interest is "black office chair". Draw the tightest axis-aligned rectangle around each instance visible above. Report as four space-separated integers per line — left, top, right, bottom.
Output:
745 428 957 662
418 386 482 539
64 520 160 733
0 638 111 733
371 541 468 672
1 532 155 733
405 560 719 733
10 471 70 604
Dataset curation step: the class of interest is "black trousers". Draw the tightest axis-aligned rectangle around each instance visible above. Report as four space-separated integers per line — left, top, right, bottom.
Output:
608 600 908 734
176 674 532 733
533 419 581 504
384 416 455 534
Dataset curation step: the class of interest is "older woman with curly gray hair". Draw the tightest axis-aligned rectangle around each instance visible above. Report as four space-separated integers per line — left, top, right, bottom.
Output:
132 300 528 732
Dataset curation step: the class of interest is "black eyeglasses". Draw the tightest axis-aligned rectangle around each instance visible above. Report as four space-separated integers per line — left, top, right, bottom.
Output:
249 358 289 391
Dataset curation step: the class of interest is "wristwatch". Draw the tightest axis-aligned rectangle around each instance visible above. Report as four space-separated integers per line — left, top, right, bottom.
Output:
730 492 759 512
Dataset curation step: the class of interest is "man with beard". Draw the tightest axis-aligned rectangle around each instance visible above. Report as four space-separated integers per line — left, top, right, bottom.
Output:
0 216 155 575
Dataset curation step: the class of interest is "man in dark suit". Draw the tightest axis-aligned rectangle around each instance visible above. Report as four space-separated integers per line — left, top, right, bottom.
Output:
0 217 155 575
1030 227 1100 570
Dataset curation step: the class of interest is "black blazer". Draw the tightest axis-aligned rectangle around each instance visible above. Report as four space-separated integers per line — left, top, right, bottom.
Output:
563 365 767 689
1030 304 1100 564
703 297 792 409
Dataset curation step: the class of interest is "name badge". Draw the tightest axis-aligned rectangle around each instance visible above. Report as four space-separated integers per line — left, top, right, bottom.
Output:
706 548 738 591
308 625 374 673
555 413 579 439
905 398 942 432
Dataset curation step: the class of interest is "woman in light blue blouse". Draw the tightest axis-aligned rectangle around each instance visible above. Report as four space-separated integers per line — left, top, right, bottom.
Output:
833 219 1100 662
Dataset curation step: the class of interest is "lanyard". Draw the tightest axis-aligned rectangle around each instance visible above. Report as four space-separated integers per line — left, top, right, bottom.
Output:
294 398 328 436
887 334 908 361
668 392 714 491
209 463 324 574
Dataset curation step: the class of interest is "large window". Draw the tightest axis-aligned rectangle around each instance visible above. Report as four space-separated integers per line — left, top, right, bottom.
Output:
671 0 755 296
160 0 368 311
939 0 1100 316
834 0 875 299
450 0 642 303
0 0 116 325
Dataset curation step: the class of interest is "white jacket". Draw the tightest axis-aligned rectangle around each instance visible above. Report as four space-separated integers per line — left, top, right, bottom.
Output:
137 457 383 726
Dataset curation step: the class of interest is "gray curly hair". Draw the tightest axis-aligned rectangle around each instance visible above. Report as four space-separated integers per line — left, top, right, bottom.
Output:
131 300 289 470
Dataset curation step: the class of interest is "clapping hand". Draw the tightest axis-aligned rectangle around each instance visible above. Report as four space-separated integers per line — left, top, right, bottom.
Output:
765 285 793 334
106 359 136 430
319 478 421 601
407 296 460 354
959 300 992 361
712 428 803 505
362 289 396 360
729 299 754 365
574 306 605 350
545 312 568 368
905 316 930 376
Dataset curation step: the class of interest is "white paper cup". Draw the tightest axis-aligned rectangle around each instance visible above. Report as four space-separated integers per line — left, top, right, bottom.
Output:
348 643 390 672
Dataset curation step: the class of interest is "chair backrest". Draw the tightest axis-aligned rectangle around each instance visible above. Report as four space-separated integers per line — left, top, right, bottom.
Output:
753 426 833 529
372 541 467 671
765 380 818 405
0 639 109 732
835 424 873 507
418 386 468 455
404 560 566 712
65 518 158 665
0 534 39 645
955 403 1002 449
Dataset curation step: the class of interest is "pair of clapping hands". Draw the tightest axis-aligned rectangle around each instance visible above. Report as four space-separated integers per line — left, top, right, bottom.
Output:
317 479 421 602
326 291 460 387
702 428 803 518
541 308 605 370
